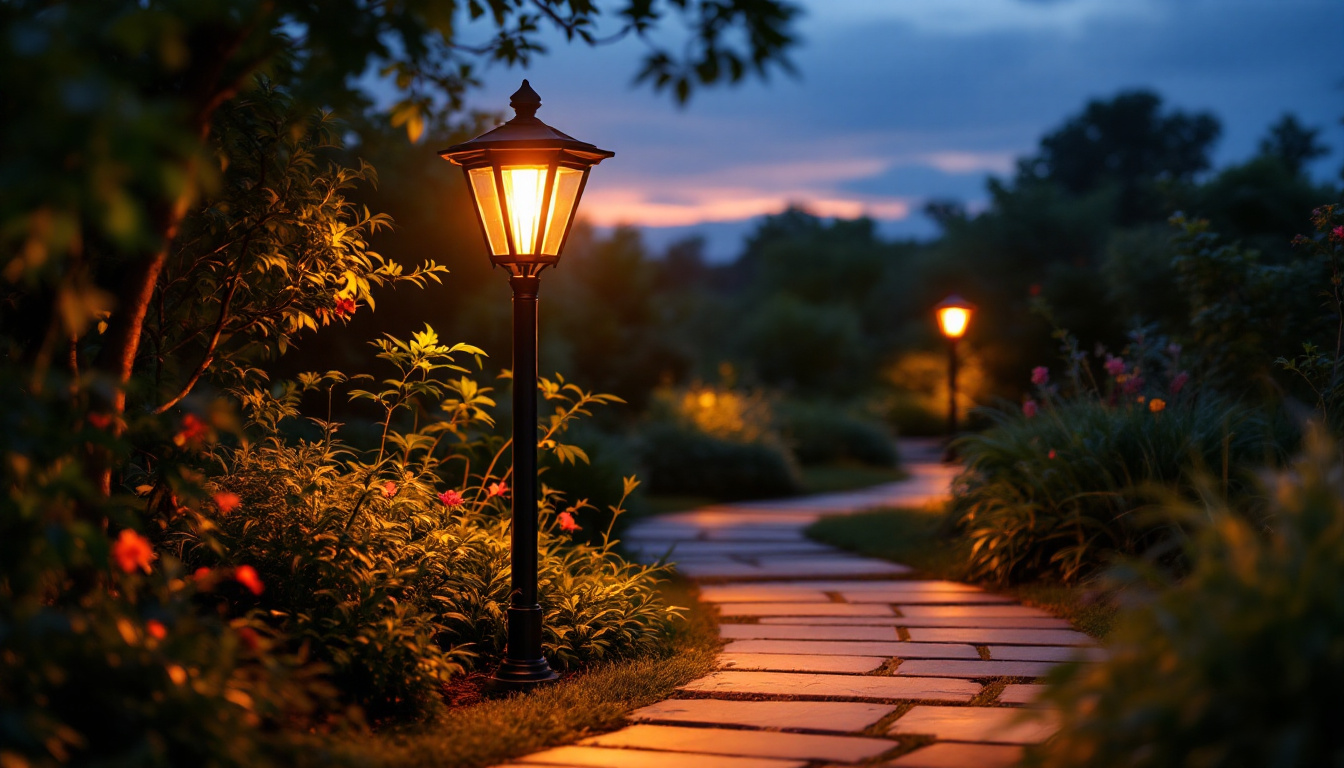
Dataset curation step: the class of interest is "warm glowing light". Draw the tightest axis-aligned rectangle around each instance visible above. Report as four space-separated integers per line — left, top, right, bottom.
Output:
938 307 970 339
502 167 547 254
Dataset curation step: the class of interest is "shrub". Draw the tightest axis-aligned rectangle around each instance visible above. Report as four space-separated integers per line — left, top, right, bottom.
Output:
952 328 1278 583
171 329 678 719
778 401 898 467
638 385 802 499
1030 432 1344 768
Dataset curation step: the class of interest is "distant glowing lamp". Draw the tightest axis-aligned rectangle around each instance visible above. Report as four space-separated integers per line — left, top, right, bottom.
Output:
439 81 612 691
935 295 975 452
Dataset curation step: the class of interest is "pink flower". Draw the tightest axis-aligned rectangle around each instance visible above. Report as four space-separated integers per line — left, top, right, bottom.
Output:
438 489 464 508
1031 366 1050 386
1166 342 1183 356
1332 225 1344 241
1022 400 1039 419
558 511 581 533
234 565 264 596
1104 357 1126 377
1121 375 1144 395
111 529 154 574
1170 371 1190 395
213 491 242 515
488 481 509 498
381 481 397 498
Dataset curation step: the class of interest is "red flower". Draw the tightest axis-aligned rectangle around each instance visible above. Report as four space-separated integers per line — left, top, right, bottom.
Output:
1029 284 1042 297
1048 449 1057 459
488 481 510 498
236 627 261 653
334 297 357 319
382 481 397 498
1332 225 1344 241
111 529 154 574
147 620 168 640
234 565 264 596
213 491 242 515
87 412 113 430
1022 400 1039 418
173 413 209 448
1031 366 1049 386
1170 371 1190 395
438 489 465 508
1104 357 1126 377
558 511 581 533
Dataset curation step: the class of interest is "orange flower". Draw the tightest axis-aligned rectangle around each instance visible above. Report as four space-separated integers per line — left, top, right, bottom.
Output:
558 511 581 533
334 297 357 319
1149 398 1166 413
111 529 154 574
381 481 397 498
234 565 264 596
488 481 509 498
213 491 242 515
147 620 168 640
173 414 209 448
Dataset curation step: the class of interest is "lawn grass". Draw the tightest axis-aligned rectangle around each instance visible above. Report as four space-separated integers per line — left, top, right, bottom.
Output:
806 504 1118 639
303 577 720 768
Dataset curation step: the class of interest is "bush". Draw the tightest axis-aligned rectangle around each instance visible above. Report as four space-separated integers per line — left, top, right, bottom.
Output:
172 329 677 720
1030 432 1344 768
638 384 802 500
952 329 1279 583
778 401 897 467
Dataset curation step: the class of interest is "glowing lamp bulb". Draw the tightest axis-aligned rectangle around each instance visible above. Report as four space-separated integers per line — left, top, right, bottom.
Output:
938 307 970 339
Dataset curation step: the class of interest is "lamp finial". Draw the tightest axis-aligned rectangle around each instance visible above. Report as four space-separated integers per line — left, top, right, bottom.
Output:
510 80 542 120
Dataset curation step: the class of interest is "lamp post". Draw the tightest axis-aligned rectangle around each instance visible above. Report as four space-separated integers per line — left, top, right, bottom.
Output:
439 80 613 690
935 295 974 446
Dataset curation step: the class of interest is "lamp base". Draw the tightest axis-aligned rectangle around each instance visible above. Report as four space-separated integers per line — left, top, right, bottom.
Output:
490 656 560 692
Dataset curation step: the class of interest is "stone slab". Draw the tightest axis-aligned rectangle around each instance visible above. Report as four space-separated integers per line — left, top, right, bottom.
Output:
884 743 1025 768
888 705 1059 744
758 616 1073 629
717 602 896 618
630 699 896 733
998 684 1047 705
895 659 1060 679
723 639 979 659
898 605 1051 619
681 671 980 703
580 724 894 763
907 628 1095 646
844 592 1014 605
680 559 910 580
628 541 835 557
720 624 899 641
700 586 834 603
989 645 1107 662
514 746 805 768
720 652 888 674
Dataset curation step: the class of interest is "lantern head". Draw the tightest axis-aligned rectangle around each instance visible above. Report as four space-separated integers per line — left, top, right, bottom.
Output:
936 294 975 340
439 80 614 274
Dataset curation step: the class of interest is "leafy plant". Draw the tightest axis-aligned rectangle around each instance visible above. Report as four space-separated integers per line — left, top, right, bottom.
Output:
1030 431 1344 768
777 400 897 467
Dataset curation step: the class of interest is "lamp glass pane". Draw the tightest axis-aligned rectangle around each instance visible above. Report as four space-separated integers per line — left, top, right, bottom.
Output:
541 167 584 256
938 307 970 338
468 168 508 256
501 166 548 254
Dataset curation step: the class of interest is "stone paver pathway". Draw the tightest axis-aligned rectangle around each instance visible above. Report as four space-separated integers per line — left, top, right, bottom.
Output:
496 440 1099 767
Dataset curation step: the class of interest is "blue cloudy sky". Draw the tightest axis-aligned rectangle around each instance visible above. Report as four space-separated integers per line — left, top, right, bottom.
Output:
459 0 1343 261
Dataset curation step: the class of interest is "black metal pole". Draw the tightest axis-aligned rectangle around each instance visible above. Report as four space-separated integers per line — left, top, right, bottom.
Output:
947 338 959 437
492 273 558 689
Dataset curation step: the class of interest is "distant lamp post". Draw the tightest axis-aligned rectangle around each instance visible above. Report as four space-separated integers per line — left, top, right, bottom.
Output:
935 295 974 446
440 80 613 689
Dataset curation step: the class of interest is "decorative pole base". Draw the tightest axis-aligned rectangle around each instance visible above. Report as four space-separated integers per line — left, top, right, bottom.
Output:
490 603 559 691
490 657 560 691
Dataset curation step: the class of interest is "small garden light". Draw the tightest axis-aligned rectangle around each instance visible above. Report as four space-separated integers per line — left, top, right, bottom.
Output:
440 80 613 690
935 294 975 448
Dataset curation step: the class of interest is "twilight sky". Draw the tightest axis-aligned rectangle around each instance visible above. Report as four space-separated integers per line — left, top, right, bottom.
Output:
459 0 1343 261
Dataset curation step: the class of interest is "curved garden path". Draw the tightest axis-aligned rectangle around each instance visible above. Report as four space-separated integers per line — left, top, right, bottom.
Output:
499 440 1099 768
